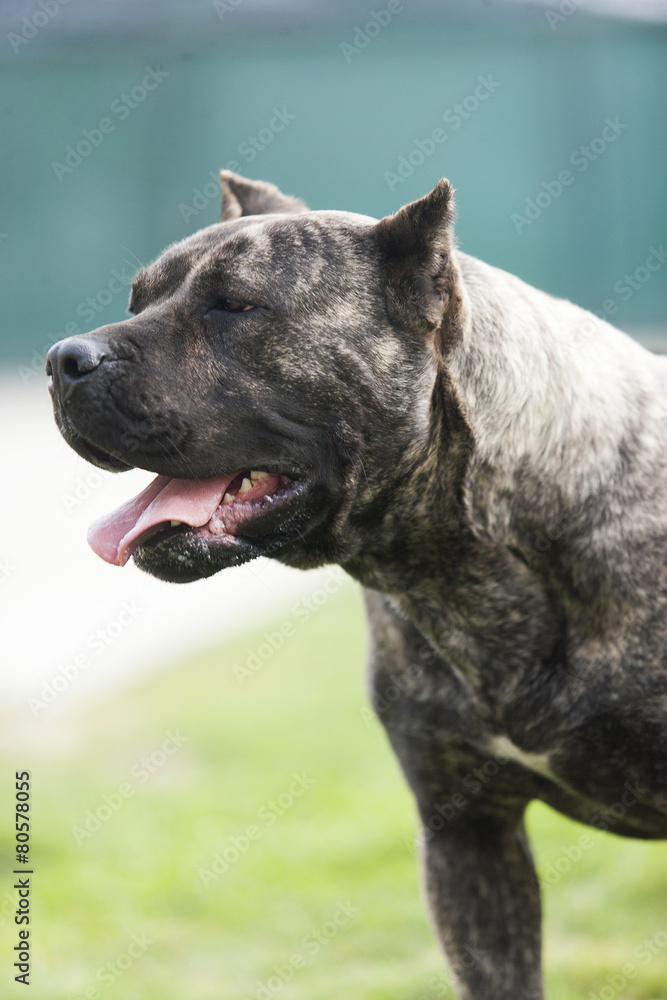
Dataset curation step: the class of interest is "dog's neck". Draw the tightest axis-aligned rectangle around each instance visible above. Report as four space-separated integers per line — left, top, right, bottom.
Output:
449 251 667 535
343 250 667 683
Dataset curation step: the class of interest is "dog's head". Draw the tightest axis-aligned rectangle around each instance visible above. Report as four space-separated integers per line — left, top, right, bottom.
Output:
47 172 464 582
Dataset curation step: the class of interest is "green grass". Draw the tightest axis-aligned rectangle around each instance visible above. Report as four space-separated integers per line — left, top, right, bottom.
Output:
2 583 666 999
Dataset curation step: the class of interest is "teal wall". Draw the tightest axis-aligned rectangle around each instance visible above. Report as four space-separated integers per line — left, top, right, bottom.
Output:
1 5 666 366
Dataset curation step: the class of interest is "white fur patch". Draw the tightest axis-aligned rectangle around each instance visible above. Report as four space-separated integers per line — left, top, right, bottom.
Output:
488 735 555 780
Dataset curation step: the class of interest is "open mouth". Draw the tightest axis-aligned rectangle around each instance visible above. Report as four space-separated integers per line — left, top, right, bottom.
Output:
88 468 304 567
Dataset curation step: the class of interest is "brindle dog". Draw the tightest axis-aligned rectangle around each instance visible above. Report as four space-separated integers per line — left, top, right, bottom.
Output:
47 172 667 999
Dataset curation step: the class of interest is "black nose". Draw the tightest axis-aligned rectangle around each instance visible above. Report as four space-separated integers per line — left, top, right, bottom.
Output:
46 337 106 395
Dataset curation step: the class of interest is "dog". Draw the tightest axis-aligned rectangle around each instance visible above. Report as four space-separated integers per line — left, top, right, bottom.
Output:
46 171 667 999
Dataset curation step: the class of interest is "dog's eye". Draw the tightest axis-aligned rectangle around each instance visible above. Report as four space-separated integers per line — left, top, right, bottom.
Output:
208 298 255 314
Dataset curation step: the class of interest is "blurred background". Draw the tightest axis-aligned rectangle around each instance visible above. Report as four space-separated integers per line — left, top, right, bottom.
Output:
1 1 666 998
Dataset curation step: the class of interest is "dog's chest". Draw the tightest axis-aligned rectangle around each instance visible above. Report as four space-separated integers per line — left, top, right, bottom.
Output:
485 735 556 781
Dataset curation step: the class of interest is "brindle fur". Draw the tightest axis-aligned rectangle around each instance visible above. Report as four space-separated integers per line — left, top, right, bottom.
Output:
47 171 667 999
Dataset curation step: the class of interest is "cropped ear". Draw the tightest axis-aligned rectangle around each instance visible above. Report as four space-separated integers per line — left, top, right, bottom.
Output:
376 179 459 337
220 171 308 221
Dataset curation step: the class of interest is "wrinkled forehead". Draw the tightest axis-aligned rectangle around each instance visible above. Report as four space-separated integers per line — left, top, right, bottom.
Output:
130 210 378 311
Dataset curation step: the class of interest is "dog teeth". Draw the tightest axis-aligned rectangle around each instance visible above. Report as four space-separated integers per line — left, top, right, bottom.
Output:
222 492 234 505
170 520 183 527
250 470 269 480
239 477 253 494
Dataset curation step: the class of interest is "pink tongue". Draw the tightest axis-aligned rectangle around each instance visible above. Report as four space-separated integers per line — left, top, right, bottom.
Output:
87 474 236 567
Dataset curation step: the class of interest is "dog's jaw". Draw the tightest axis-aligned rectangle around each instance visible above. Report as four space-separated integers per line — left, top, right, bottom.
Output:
84 465 316 580
131 478 316 582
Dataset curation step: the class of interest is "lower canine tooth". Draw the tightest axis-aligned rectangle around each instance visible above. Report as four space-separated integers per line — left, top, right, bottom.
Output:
239 477 253 494
170 520 182 527
222 492 234 505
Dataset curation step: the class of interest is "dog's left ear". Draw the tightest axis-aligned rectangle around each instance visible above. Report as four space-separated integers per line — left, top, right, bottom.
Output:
220 171 307 221
376 179 458 337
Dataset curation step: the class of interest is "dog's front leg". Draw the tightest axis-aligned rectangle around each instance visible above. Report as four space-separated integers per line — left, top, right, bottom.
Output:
421 810 543 1000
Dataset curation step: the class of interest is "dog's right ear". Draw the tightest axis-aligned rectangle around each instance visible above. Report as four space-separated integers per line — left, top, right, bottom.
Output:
376 179 461 341
220 171 307 221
